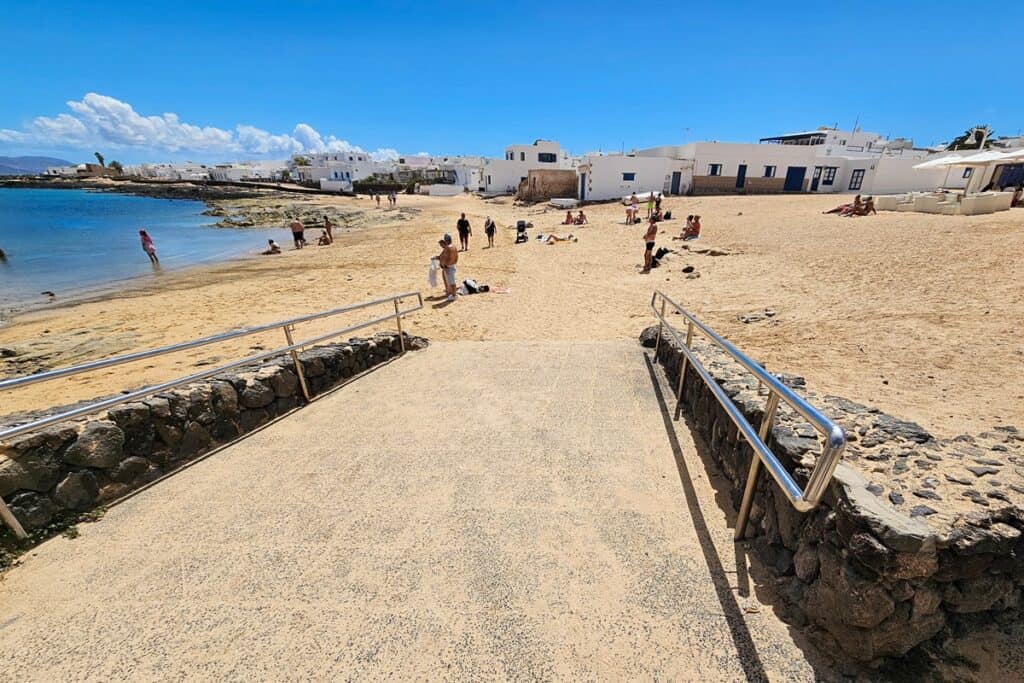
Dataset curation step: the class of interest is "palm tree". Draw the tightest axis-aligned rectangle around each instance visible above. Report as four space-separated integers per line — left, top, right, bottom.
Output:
94 152 105 167
945 125 994 151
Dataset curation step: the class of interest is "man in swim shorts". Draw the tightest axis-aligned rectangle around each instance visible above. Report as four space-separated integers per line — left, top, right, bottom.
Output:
439 233 459 301
641 217 658 273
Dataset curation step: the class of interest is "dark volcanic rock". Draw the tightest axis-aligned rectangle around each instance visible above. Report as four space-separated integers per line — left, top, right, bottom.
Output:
53 471 99 511
63 421 125 469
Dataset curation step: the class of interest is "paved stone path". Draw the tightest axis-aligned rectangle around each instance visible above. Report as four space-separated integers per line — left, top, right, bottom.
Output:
0 341 830 680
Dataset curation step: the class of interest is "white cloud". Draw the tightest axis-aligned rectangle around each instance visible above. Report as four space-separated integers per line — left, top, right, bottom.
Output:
371 148 399 161
0 128 27 142
1 93 394 159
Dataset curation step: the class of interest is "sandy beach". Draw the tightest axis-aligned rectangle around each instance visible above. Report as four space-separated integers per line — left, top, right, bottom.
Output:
1 192 1021 439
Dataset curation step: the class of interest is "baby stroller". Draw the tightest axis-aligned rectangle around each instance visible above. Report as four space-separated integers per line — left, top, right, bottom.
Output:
515 220 529 244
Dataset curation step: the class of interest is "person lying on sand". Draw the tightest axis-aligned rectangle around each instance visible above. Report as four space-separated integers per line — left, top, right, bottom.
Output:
538 233 577 243
846 198 876 216
825 194 861 215
261 239 282 255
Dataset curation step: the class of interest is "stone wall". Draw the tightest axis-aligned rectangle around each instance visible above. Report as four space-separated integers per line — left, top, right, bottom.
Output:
692 175 801 194
641 325 1023 665
0 332 427 557
518 169 578 202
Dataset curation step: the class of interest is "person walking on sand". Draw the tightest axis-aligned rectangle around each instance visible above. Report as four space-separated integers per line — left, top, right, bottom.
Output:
641 217 658 273
322 215 334 244
139 229 159 264
647 192 655 219
438 233 459 302
456 213 472 251
375 193 381 208
484 216 496 248
289 218 306 249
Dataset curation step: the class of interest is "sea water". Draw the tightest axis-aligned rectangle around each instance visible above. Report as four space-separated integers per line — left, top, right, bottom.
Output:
0 188 273 311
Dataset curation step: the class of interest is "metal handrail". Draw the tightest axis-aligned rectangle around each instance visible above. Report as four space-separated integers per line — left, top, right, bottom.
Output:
649 291 845 540
0 291 423 540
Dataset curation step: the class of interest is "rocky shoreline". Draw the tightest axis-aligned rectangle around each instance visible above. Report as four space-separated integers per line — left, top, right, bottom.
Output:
0 175 422 232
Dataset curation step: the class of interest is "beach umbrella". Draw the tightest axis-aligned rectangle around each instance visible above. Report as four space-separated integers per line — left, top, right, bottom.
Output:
912 154 964 170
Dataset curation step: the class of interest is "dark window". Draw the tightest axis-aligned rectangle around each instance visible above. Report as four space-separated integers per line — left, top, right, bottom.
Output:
822 167 838 185
348 156 353 161
622 172 636 181
520 152 525 161
962 168 973 179
849 169 865 191
708 164 722 176
538 152 557 163
763 165 776 178
487 175 491 184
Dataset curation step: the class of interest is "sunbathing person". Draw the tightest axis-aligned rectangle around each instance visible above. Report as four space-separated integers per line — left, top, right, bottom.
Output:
826 195 861 215
851 198 877 216
541 232 577 243
574 210 588 225
564 210 574 225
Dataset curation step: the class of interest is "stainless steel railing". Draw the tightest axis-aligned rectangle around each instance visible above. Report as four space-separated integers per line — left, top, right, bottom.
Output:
0 291 423 539
650 291 845 540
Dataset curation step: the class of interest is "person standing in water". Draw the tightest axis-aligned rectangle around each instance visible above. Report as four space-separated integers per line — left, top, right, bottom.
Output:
139 230 159 264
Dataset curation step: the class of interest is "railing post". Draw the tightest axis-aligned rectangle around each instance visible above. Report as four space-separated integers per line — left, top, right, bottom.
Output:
674 321 695 420
735 390 781 540
393 298 406 353
283 324 312 402
653 297 666 358
0 499 28 540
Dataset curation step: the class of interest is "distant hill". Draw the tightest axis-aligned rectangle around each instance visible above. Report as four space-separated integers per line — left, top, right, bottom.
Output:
0 156 73 175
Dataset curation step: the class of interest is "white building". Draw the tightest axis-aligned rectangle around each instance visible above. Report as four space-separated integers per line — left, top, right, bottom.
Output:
288 152 392 191
576 148 694 201
575 127 972 201
482 140 572 195
208 160 287 182
44 166 78 177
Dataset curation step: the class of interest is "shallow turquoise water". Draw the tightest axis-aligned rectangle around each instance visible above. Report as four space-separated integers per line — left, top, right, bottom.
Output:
0 188 273 310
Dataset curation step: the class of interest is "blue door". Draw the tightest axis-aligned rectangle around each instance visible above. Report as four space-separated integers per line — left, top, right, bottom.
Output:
670 171 681 195
809 166 822 192
784 167 807 192
736 164 747 189
579 173 586 200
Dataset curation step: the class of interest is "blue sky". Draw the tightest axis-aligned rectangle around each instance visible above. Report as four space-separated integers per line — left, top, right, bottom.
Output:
1 1 1019 163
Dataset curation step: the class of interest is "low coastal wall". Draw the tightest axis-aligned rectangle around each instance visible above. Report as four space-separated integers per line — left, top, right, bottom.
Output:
642 325 1024 665
0 332 427 558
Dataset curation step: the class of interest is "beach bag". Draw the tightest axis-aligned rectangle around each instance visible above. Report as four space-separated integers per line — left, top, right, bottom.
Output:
664 210 672 220
428 258 439 287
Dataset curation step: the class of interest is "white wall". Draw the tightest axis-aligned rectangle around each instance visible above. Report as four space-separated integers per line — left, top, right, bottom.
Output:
864 157 969 195
483 158 530 194
577 155 691 201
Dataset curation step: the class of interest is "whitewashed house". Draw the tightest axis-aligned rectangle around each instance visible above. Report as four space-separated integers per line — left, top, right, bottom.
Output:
208 161 287 182
483 140 572 195
44 166 78 177
576 148 694 201
576 127 971 201
289 152 393 191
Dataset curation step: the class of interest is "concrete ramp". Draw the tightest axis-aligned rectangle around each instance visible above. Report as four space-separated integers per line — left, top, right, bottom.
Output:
0 341 826 679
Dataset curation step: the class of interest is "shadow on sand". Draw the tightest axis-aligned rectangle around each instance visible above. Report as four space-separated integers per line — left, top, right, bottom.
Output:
641 352 837 680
